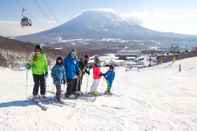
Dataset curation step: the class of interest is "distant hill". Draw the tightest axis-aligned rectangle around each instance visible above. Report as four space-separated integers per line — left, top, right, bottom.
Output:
0 36 65 68
0 36 116 68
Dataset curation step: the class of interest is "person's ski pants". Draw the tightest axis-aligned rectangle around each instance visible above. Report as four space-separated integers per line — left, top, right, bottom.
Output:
55 84 61 101
65 79 77 96
33 74 46 96
77 74 84 92
106 81 112 92
90 79 100 92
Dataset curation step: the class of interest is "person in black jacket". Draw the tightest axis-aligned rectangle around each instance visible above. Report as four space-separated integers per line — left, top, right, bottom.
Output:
76 54 90 95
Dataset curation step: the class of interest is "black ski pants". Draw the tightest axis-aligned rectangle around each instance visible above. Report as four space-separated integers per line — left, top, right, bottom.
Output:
55 84 61 101
65 78 77 96
33 74 46 96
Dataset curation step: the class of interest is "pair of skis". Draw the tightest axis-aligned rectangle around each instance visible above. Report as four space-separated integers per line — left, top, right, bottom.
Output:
30 97 74 111
29 92 118 111
31 98 48 111
47 90 97 102
75 93 97 102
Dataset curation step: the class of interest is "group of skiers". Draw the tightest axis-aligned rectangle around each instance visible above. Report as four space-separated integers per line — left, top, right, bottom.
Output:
26 45 115 102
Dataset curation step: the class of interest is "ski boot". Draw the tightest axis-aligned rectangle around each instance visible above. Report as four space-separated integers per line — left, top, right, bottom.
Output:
32 95 39 102
91 91 99 96
75 91 83 96
40 95 48 101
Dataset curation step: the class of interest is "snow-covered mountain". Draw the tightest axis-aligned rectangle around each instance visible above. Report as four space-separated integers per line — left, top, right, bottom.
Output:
17 10 197 47
1 57 197 131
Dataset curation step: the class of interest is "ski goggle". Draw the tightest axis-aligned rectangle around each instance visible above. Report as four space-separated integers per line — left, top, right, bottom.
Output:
34 49 41 53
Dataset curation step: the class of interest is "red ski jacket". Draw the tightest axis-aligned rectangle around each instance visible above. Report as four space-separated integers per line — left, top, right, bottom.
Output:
93 64 101 79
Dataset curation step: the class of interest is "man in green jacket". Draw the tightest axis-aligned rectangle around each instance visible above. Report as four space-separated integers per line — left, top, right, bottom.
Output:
27 45 48 99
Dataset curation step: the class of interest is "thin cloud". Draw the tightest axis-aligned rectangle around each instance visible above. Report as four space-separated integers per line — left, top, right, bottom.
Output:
123 9 197 35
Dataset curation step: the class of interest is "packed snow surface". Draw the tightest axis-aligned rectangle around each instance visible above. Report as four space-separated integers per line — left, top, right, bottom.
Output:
0 57 197 131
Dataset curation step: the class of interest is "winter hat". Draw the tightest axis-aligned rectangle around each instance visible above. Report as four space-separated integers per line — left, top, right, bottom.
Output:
70 49 77 58
109 65 114 70
79 57 83 61
34 45 41 52
56 56 63 64
84 54 89 59
94 55 100 64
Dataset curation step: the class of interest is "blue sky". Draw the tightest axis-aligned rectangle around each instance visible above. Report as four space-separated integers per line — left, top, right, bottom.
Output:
1 0 197 36
0 0 146 22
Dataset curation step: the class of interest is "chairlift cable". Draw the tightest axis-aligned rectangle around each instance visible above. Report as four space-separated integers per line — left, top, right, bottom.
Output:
33 0 53 20
41 0 59 23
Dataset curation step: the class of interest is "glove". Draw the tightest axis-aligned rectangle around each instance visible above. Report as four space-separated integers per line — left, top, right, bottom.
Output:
44 72 48 77
26 63 31 69
85 68 90 75
86 70 90 75
63 79 66 85
99 73 103 77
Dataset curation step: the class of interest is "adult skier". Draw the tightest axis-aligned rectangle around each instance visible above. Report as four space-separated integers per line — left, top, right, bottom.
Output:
77 54 90 95
26 45 48 100
64 49 80 98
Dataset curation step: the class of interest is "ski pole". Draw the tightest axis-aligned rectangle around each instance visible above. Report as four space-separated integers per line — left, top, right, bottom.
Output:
85 74 90 94
63 82 67 94
103 77 107 92
25 68 28 99
75 72 81 94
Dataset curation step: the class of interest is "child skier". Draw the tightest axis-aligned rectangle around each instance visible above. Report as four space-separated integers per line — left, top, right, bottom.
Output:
103 65 115 95
51 57 66 102
89 56 102 96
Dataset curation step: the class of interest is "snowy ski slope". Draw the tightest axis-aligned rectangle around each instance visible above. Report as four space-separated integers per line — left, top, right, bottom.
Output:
0 57 197 131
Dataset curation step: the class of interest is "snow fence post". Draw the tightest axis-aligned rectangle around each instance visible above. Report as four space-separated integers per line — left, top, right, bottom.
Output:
179 64 182 72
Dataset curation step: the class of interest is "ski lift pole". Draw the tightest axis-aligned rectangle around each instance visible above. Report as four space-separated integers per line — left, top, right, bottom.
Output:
22 8 26 17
